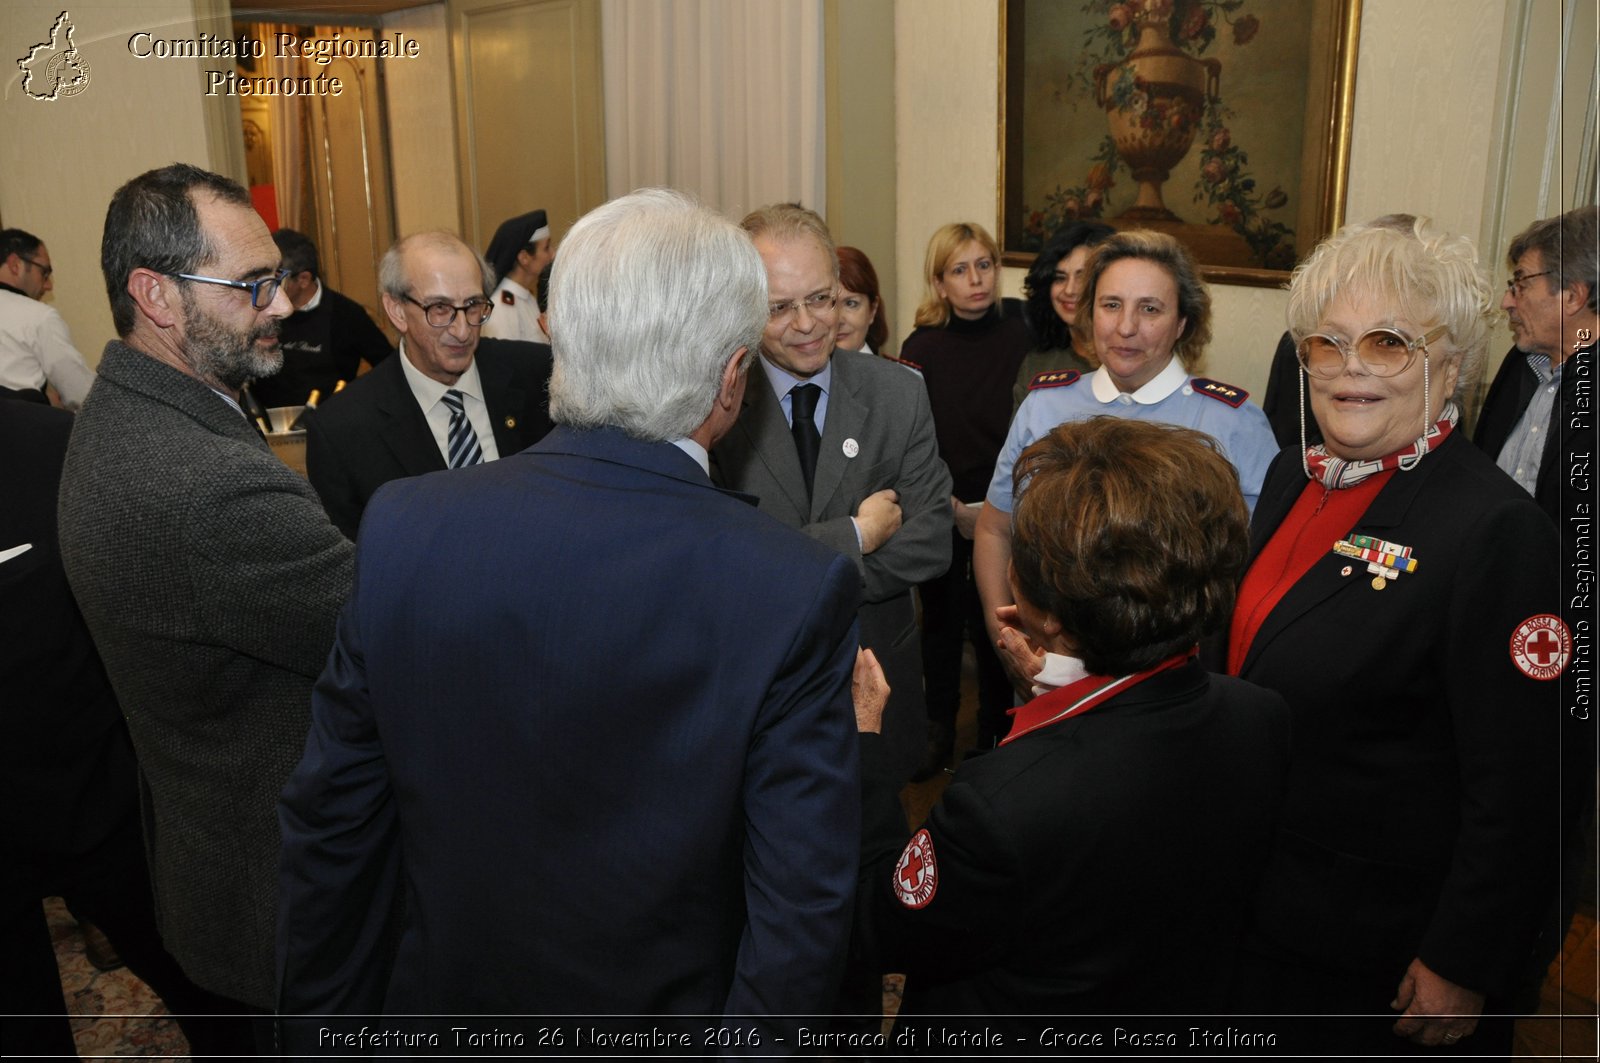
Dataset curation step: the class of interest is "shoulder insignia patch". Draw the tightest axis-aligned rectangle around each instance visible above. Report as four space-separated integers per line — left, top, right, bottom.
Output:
1028 369 1081 391
499 289 516 306
1191 377 1249 407
893 828 938 909
1510 614 1571 680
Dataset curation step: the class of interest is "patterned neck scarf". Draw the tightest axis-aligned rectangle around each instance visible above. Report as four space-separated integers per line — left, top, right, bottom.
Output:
1303 401 1460 489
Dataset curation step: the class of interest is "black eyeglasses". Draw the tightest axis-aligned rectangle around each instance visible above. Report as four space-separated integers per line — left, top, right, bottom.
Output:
1505 270 1552 297
402 293 494 328
20 256 53 280
172 268 292 309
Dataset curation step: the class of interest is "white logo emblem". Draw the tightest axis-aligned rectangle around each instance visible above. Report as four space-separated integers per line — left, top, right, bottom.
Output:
842 438 859 458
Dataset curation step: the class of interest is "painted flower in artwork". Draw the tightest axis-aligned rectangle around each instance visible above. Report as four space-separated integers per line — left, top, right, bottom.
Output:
1018 0 1299 271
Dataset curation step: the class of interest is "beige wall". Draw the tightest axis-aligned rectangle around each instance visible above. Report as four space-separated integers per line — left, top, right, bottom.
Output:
383 3 462 237
0 0 233 365
892 0 1528 402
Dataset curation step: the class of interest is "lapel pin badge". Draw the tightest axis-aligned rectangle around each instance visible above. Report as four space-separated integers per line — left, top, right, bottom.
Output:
842 438 859 458
504 416 517 429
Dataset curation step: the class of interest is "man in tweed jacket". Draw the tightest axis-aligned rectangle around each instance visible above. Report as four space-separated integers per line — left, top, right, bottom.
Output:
57 165 354 1025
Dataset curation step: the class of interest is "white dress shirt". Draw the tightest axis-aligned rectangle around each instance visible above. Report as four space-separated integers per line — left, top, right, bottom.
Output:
397 341 501 464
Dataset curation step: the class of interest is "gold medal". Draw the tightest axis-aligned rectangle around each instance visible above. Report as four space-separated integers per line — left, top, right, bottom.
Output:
1371 575 1387 590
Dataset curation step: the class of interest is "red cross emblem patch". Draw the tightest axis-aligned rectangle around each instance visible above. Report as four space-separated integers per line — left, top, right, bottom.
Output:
1510 614 1572 681
893 828 938 909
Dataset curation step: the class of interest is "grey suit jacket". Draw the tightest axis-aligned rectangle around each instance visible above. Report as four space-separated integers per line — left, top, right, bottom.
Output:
712 349 953 781
57 341 354 1007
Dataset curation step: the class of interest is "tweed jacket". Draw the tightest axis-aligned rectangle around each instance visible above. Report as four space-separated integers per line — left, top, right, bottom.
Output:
711 349 954 782
57 340 353 1007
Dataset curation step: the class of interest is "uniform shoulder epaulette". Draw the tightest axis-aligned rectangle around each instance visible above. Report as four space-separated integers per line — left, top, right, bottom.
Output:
1027 369 1081 391
499 289 516 306
1191 377 1250 408
885 355 923 374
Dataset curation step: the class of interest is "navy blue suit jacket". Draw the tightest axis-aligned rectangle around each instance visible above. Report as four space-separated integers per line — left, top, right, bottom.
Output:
276 426 862 1035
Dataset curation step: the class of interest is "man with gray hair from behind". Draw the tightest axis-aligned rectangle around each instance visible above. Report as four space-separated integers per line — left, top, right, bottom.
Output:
277 188 865 1046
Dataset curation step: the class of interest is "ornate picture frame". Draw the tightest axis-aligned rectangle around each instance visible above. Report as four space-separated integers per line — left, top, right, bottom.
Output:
999 0 1362 286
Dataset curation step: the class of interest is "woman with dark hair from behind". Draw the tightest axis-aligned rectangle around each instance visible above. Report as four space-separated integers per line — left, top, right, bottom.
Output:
834 246 888 355
899 222 1032 771
850 416 1291 1029
1013 221 1115 409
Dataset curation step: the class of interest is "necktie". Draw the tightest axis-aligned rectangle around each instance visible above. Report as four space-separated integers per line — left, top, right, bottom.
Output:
789 383 821 498
441 389 484 468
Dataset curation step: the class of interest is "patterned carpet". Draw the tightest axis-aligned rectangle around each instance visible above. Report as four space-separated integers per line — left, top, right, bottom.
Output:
45 896 188 1060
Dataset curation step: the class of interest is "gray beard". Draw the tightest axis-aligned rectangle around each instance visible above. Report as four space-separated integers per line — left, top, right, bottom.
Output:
181 290 282 390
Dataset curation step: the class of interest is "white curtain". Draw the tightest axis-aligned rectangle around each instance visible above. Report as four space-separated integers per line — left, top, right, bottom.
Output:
601 0 826 219
265 22 306 232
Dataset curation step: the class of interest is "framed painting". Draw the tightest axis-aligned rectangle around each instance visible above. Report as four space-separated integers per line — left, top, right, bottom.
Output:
999 0 1362 286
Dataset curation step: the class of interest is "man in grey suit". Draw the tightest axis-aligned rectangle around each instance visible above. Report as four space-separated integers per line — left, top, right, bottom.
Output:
57 164 354 1032
712 203 952 787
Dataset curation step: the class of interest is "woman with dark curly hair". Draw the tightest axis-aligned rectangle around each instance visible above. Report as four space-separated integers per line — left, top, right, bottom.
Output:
1012 221 1115 409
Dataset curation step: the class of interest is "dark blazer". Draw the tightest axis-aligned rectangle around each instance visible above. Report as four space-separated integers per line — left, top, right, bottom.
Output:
57 342 354 1007
304 338 555 538
278 427 863 1038
0 402 133 858
1235 432 1560 999
711 350 954 782
1472 342 1592 527
853 660 1291 1021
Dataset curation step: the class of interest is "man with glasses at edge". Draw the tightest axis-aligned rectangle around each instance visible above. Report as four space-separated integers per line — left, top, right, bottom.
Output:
713 203 952 795
302 230 555 539
1472 205 1598 1010
0 228 96 407
56 164 356 1052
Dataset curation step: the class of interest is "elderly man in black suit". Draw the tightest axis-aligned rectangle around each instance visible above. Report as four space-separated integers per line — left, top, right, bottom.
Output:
303 230 555 539
55 164 354 1040
712 203 952 789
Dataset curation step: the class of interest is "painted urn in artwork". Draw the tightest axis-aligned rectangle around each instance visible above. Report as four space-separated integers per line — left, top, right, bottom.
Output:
1094 8 1220 221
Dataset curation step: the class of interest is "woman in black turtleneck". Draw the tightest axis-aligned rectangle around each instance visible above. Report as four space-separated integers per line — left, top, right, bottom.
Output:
900 222 1031 772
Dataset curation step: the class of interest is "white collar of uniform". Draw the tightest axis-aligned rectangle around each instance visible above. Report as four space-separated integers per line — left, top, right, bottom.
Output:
1090 356 1187 404
760 353 833 401
671 436 710 477
397 338 487 410
496 276 533 304
298 279 324 314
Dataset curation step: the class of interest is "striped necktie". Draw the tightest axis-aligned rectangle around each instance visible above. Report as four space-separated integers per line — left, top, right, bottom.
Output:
441 389 484 468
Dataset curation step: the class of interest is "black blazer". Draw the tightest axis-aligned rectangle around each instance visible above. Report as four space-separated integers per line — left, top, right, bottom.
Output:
0 401 136 857
304 338 555 538
1237 432 1561 998
1471 342 1592 528
852 660 1291 1021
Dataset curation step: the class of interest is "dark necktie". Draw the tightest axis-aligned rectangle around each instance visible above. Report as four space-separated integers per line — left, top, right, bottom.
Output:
789 383 821 498
441 389 484 468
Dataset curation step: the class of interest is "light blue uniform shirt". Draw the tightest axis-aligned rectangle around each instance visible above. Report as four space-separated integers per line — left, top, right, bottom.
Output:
986 358 1279 513
1494 353 1559 496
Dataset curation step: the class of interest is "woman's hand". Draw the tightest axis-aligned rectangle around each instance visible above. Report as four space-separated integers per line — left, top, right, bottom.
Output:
950 496 981 540
994 604 1046 698
1390 957 1483 1047
852 648 890 734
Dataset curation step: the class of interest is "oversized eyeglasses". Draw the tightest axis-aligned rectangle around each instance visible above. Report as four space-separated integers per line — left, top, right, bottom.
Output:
1296 324 1448 379
173 268 292 309
1505 270 1552 297
403 293 494 328
768 290 837 324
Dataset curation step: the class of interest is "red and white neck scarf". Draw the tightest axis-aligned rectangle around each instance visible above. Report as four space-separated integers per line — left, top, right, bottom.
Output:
1001 650 1195 746
1303 401 1459 490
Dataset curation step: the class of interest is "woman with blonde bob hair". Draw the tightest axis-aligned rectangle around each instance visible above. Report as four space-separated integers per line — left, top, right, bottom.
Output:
1222 218 1560 1054
900 221 1033 766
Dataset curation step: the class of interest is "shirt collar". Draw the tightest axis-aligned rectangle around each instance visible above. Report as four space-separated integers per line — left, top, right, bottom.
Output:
1522 351 1554 384
1089 356 1187 404
670 437 710 476
297 279 324 314
498 276 533 302
760 354 832 400
398 338 486 408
